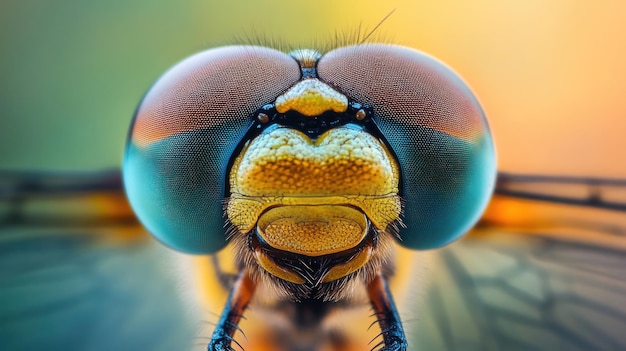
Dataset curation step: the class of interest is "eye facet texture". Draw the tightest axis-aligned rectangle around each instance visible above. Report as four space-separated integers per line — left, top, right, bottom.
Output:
318 44 496 249
124 46 300 253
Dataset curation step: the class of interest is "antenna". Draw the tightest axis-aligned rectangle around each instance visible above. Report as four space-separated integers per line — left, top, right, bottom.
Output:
360 8 396 44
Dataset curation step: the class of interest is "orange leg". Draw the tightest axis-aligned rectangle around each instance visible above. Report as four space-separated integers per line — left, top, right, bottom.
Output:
208 272 256 351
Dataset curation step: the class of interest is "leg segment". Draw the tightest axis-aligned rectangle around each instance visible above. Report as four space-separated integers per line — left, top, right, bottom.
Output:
208 272 256 351
367 274 407 351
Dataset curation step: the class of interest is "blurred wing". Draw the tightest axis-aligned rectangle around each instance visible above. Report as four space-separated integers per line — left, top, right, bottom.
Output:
2 170 626 351
0 170 199 351
410 174 626 350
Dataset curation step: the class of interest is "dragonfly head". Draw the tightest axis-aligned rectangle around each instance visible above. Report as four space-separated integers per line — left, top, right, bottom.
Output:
123 45 497 287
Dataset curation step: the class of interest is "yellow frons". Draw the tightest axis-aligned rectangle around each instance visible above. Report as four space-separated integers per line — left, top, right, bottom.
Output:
229 126 399 197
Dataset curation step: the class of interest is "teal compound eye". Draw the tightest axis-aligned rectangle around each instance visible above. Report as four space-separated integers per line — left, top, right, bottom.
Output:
123 46 301 254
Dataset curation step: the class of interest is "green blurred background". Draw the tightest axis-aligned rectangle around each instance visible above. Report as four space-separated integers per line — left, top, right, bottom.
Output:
0 0 367 170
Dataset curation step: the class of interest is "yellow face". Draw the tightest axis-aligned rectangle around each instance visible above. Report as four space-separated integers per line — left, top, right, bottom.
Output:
226 65 401 285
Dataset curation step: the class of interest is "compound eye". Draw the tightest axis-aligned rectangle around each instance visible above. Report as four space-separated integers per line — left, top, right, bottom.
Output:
318 44 496 249
124 46 300 254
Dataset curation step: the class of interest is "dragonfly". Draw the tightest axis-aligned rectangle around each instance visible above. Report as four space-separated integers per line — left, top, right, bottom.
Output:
2 45 626 351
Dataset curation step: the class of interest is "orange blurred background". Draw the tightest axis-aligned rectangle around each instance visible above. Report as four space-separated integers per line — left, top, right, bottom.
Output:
334 1 626 178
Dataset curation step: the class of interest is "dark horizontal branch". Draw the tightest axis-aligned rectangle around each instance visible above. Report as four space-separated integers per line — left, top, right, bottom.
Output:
495 172 626 212
0 169 123 198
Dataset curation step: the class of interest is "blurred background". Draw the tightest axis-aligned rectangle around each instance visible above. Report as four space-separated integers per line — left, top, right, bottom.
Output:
1 1 625 350
1 0 625 177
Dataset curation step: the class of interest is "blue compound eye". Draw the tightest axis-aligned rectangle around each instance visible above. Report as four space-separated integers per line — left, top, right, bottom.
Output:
317 44 496 249
123 46 300 254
